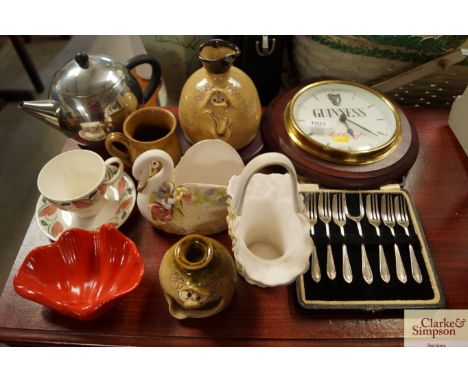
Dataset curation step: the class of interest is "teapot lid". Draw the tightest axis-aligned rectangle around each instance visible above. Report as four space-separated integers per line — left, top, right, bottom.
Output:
51 52 127 97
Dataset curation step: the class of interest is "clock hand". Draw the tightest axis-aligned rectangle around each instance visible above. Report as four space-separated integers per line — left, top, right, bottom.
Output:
344 116 379 137
339 114 356 138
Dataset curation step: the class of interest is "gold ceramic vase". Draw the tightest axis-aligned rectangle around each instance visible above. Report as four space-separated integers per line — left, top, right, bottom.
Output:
159 234 237 319
178 39 262 150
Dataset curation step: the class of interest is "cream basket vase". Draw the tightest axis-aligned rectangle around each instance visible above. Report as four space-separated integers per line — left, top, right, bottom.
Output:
227 153 313 287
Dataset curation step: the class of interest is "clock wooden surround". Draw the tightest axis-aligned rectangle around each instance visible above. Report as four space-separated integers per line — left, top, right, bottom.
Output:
261 82 419 188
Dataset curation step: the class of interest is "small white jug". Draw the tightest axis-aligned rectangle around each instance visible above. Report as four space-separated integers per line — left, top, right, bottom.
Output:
226 152 313 287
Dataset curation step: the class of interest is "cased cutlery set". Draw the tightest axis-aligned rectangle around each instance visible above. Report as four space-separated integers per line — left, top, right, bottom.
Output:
297 188 443 310
305 191 421 285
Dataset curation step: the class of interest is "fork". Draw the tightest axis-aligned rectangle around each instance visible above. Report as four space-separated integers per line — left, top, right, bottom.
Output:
366 194 391 283
318 192 336 280
395 195 423 283
381 194 407 284
305 193 321 282
332 194 353 283
343 193 373 284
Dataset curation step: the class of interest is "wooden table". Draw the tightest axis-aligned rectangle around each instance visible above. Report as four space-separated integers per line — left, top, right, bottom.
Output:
0 108 466 346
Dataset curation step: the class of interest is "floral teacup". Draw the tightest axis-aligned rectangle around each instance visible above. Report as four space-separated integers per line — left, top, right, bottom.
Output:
37 150 124 219
132 140 245 235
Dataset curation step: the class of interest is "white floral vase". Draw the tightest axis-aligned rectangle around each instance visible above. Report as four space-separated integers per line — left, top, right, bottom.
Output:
226 152 313 287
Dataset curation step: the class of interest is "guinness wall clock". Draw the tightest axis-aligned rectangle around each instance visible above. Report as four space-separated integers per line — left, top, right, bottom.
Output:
261 80 419 188
284 80 402 164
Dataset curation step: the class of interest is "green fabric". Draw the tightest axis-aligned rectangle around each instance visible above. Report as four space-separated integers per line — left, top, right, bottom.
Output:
308 35 468 65
362 35 467 54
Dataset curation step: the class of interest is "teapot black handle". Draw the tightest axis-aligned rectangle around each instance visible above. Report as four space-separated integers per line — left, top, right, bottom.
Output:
125 54 161 104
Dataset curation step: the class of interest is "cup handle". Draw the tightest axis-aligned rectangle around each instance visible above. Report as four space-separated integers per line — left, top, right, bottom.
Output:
105 132 132 168
104 157 124 185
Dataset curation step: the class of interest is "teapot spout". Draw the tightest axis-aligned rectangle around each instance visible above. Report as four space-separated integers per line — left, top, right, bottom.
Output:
18 100 60 129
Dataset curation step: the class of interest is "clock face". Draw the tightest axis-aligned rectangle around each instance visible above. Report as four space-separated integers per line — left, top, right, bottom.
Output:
287 81 401 163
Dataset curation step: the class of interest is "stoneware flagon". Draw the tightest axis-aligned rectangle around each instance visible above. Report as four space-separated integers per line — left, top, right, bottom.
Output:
159 234 237 319
178 39 262 150
132 139 245 235
226 152 314 287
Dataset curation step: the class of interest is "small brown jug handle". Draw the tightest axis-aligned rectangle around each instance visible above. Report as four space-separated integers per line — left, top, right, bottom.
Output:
105 132 132 168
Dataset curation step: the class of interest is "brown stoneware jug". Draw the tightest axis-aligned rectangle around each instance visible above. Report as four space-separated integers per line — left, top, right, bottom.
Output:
178 39 262 150
159 234 237 319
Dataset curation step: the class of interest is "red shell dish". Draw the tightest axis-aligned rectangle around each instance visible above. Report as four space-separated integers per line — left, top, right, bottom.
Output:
13 224 144 320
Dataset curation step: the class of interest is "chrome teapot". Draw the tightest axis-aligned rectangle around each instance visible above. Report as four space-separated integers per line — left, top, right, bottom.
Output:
19 52 161 145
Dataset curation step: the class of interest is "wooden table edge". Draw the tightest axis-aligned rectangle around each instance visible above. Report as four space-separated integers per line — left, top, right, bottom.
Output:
0 327 402 346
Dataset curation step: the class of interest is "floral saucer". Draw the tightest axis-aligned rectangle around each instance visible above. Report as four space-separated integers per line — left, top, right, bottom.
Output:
35 172 136 241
